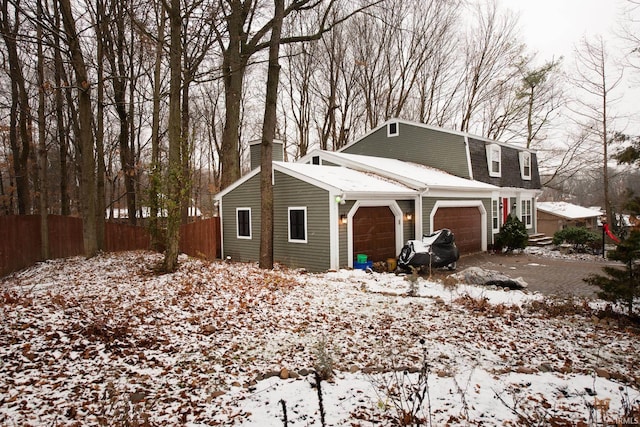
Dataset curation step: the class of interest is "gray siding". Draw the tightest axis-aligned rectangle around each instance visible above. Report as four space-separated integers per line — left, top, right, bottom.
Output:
249 141 284 170
342 123 471 178
397 199 415 242
221 174 261 262
273 171 331 272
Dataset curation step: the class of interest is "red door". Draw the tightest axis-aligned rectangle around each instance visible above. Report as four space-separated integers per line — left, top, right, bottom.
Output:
502 198 509 224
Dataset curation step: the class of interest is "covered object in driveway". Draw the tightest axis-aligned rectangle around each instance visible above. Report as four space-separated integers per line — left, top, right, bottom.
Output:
397 229 460 270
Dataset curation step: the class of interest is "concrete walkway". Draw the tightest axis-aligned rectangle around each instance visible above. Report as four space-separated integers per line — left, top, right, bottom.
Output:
452 251 621 298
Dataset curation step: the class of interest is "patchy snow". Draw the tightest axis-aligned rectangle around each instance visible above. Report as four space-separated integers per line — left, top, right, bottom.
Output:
537 201 602 220
1 251 639 426
274 162 417 196
310 150 498 191
524 245 615 263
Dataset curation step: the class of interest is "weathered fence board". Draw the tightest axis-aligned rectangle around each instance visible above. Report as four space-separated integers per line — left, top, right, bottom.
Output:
180 218 221 260
105 222 150 252
48 215 84 259
0 215 221 277
0 215 42 277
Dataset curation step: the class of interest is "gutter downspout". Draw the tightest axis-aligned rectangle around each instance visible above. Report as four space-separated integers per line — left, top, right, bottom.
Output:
214 197 224 259
329 192 341 270
464 135 474 180
417 187 428 238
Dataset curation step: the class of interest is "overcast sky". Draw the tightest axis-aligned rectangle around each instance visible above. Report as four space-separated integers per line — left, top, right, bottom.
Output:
508 0 640 134
509 0 625 60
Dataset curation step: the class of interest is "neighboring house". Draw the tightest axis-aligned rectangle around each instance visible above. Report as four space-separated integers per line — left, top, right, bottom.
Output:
106 206 202 219
215 119 542 272
536 201 602 236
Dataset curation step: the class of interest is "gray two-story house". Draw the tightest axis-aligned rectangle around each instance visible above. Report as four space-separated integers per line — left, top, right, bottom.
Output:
215 119 541 272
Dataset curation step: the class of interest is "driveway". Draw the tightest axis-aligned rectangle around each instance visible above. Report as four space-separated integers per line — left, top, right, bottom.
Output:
452 251 620 298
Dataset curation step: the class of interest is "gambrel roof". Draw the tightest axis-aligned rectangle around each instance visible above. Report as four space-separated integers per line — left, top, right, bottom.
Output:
302 150 498 193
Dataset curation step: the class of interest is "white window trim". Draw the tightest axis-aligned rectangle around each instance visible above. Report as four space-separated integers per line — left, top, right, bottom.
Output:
236 207 252 239
519 151 532 181
429 200 488 252
387 121 399 137
491 199 499 232
486 144 501 178
288 206 308 243
521 199 533 229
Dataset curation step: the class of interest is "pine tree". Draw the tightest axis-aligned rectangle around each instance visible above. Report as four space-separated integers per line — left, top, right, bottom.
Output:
584 231 640 316
495 215 529 252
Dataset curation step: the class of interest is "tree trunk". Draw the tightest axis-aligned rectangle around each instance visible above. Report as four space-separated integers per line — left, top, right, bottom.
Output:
95 0 106 248
53 1 70 216
259 0 284 270
58 0 98 258
220 51 245 189
101 0 136 226
149 4 165 251
36 0 49 259
0 0 32 215
163 0 182 272
181 69 192 224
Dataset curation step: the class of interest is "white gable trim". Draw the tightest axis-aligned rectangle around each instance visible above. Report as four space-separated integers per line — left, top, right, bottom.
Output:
273 163 340 193
310 150 427 190
215 167 261 200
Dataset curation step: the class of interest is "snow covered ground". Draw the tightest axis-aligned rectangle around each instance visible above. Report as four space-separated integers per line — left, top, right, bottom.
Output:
1 251 638 426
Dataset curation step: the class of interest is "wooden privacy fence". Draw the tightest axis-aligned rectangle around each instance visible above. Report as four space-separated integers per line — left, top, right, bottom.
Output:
180 217 221 261
0 215 221 277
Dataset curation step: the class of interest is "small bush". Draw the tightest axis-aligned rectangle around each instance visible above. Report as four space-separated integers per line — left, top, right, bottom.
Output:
552 227 601 253
313 337 335 381
495 215 528 252
525 296 592 318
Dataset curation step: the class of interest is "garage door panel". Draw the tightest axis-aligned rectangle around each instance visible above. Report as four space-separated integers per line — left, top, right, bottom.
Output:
434 207 481 254
353 206 396 262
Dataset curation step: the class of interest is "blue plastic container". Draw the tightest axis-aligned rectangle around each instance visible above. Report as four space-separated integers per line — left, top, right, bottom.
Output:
354 260 373 270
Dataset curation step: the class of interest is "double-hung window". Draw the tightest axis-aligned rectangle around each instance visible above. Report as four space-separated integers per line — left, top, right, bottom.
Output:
521 199 532 228
236 208 252 239
486 144 501 177
492 199 499 231
288 207 307 243
519 152 532 180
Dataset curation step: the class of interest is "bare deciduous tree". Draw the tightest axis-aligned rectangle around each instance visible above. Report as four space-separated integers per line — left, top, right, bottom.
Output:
570 36 624 226
58 0 99 257
0 0 32 215
458 0 524 134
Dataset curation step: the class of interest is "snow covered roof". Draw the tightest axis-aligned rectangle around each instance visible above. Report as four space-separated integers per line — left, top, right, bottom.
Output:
274 161 417 197
307 150 498 192
537 201 602 220
106 206 202 219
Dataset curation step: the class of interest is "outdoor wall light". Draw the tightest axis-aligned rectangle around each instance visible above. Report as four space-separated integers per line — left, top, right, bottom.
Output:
340 214 348 225
405 213 413 221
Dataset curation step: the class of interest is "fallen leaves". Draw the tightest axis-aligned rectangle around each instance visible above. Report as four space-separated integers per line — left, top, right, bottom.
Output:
0 251 638 425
